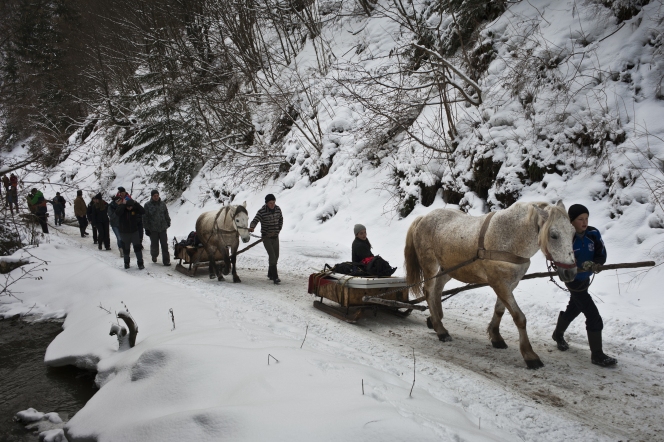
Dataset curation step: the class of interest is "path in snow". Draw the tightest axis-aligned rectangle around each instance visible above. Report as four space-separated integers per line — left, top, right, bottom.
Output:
53 222 663 441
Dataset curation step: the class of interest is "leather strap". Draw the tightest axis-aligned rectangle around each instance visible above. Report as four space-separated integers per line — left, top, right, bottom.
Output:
477 212 530 265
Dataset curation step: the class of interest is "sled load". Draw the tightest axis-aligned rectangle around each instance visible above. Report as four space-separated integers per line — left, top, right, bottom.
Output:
308 263 425 323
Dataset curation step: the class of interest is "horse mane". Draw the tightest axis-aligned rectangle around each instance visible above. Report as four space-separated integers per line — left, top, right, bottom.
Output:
233 205 247 216
526 202 569 251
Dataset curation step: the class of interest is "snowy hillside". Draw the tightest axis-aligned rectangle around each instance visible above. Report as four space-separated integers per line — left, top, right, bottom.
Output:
2 0 664 441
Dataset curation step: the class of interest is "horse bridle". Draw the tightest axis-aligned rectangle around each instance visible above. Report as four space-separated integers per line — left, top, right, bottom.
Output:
214 206 250 236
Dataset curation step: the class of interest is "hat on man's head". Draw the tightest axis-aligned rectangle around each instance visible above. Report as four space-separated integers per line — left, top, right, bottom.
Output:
265 193 276 203
568 204 589 222
77 190 82 196
151 189 159 196
56 192 60 196
117 186 126 193
31 188 37 193
354 224 366 235
94 193 102 200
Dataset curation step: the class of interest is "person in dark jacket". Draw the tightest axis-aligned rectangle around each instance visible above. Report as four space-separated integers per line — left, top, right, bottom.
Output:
86 198 98 244
351 224 374 264
116 197 146 269
108 194 124 257
249 193 283 284
28 188 49 233
551 204 617 367
74 190 89 237
143 190 171 266
90 193 111 250
7 185 19 215
51 192 66 226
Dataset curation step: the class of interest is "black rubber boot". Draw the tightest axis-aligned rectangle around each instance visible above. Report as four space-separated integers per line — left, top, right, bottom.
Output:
587 330 617 367
124 261 130 269
138 261 145 270
267 265 274 280
552 312 572 351
273 265 280 284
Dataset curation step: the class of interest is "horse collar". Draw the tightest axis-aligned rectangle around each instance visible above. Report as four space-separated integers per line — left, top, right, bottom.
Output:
477 212 530 265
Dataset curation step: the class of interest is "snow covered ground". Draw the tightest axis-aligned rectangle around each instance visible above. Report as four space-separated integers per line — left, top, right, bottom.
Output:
2 196 663 441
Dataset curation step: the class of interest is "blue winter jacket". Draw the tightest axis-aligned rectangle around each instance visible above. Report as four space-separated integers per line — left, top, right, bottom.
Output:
573 226 607 281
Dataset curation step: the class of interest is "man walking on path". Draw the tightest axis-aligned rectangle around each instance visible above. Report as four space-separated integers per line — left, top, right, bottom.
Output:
28 188 49 233
143 190 171 266
1 174 8 206
90 193 111 250
87 197 98 244
248 193 283 284
74 190 89 237
7 185 19 214
551 204 617 367
52 192 66 226
108 192 124 256
116 196 146 269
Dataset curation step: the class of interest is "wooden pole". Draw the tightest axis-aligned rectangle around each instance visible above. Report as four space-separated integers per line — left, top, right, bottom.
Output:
408 261 657 305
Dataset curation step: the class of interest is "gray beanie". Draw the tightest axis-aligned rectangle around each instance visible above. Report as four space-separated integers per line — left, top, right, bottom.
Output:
354 224 366 235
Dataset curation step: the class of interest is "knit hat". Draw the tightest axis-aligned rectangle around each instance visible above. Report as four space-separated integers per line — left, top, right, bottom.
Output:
265 193 276 203
117 186 126 193
151 189 159 196
94 192 102 200
568 204 589 222
56 192 60 196
354 224 366 235
77 190 82 196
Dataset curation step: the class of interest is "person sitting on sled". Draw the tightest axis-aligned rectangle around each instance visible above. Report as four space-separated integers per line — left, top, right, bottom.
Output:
551 204 617 367
352 224 373 265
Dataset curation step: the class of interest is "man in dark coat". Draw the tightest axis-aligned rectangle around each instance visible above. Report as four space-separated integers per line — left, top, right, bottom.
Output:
90 193 111 250
551 204 617 367
74 190 89 238
51 192 66 226
108 193 124 257
86 198 98 244
143 190 171 266
249 193 283 284
116 197 146 269
28 188 49 233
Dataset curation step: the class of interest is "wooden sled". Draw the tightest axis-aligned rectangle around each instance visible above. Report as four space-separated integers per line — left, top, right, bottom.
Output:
175 246 224 277
308 271 420 323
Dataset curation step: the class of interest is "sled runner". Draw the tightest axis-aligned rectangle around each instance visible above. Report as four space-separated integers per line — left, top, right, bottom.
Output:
308 270 420 323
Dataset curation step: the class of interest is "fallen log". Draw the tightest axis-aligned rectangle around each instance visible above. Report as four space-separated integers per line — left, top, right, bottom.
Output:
407 261 656 305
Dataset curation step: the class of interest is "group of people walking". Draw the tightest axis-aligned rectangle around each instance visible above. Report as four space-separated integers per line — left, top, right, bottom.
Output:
73 187 171 270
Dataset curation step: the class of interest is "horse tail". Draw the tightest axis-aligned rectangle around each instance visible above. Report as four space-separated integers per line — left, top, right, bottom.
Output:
404 216 424 296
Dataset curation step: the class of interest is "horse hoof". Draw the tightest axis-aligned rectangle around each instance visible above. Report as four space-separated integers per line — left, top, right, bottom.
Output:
233 277 241 283
525 359 544 370
217 276 225 281
491 341 508 349
426 317 433 329
209 274 215 280
437 333 452 342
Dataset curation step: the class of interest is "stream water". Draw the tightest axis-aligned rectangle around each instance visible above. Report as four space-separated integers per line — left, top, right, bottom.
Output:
0 316 97 441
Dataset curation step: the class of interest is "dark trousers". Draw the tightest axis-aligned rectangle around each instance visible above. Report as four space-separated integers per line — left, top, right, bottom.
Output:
89 221 98 242
96 221 110 249
562 280 603 331
263 236 279 266
76 216 88 236
149 230 170 264
120 231 143 264
36 212 49 233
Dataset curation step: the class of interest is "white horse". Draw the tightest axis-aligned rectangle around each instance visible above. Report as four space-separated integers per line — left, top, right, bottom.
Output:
195 203 251 282
404 201 577 369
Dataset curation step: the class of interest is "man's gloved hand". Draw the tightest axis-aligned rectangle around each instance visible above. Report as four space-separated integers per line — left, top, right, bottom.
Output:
582 261 601 273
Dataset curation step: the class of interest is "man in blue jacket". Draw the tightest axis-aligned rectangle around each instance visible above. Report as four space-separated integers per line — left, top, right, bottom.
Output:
551 204 617 367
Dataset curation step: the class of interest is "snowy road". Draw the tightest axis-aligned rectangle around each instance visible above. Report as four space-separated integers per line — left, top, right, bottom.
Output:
42 223 661 442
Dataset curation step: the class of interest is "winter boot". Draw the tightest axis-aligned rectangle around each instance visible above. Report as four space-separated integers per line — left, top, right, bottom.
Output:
587 330 618 367
138 261 145 270
552 312 572 351
124 261 130 269
273 265 281 284
267 265 275 280
152 256 157 263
